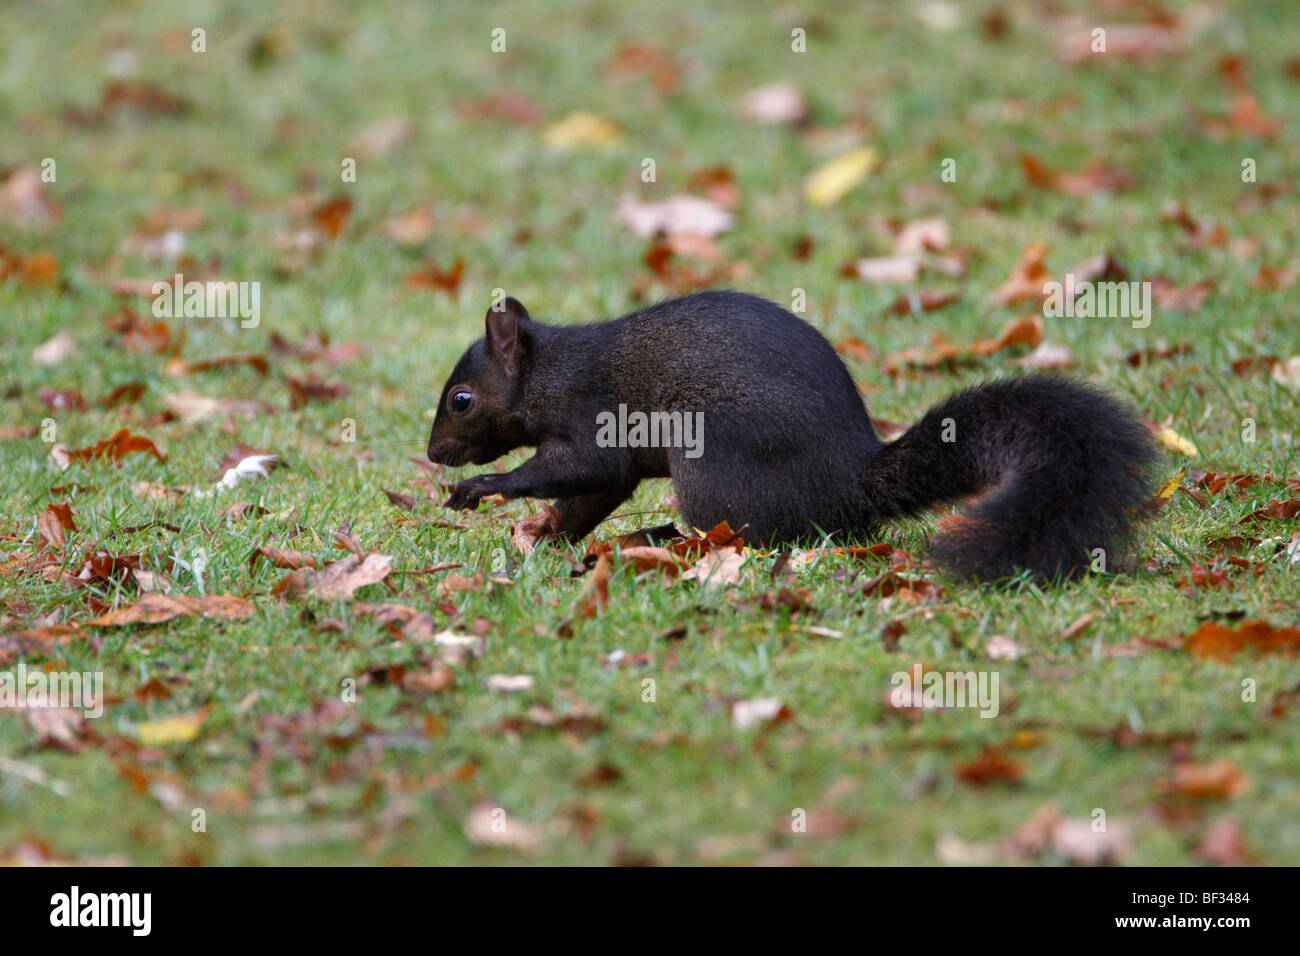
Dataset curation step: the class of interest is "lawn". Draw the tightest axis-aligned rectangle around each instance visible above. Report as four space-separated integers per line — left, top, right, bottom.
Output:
1 0 1298 865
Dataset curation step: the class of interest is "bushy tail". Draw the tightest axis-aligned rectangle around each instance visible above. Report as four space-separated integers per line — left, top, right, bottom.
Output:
859 376 1160 581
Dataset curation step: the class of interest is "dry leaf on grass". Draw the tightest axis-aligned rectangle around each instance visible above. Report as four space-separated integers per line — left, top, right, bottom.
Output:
542 112 623 150
738 81 806 125
955 747 1023 786
56 429 167 470
37 502 77 550
681 548 746 589
132 708 209 746
803 147 880 208
991 242 1051 306
615 193 734 239
511 504 563 555
1184 619 1300 660
89 593 255 626
32 332 76 366
1164 760 1249 799
272 553 393 601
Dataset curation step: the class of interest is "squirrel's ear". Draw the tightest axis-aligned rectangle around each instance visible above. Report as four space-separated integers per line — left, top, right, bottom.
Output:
485 297 528 375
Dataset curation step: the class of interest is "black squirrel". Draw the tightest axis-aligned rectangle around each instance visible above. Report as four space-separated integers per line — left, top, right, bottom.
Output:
427 290 1159 581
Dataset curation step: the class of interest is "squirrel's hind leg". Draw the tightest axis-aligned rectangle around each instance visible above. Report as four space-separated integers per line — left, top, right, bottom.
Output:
549 483 639 541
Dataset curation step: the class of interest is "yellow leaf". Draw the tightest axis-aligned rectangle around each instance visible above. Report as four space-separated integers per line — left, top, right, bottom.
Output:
542 112 624 151
1151 466 1186 504
803 147 880 208
133 709 207 746
1155 427 1198 457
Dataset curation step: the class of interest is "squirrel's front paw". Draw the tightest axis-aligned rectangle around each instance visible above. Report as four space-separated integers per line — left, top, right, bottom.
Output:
444 474 501 511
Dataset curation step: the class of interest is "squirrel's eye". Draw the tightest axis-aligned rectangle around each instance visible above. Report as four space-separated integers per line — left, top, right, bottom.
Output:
450 390 474 413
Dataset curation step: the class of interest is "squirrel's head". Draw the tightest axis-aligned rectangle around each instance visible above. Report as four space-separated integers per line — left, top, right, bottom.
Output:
427 297 532 467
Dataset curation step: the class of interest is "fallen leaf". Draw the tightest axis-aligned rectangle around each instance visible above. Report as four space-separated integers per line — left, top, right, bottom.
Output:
1196 818 1252 865
1165 760 1249 799
272 553 393 601
1184 619 1300 660
383 205 434 245
1151 425 1198 457
31 332 76 366
682 548 746 589
348 116 413 157
542 112 623 151
991 242 1051 306
738 81 807 125
37 502 77 550
0 166 59 228
606 43 679 95
405 259 464 294
311 195 353 239
61 429 166 468
512 504 563 556
89 593 255 626
286 376 349 410
955 747 1023 786
803 147 880 208
133 708 208 746
615 193 733 239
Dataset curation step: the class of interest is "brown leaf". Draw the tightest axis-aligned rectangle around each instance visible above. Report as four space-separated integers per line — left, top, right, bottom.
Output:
37 388 86 412
311 195 353 239
606 43 679 95
884 316 1042 374
1196 818 1252 865
1184 620 1300 660
63 429 167 467
665 521 745 558
88 593 256 626
28 707 85 749
165 353 268 376
889 289 960 315
382 489 417 511
271 553 393 601
991 242 1051 306
1165 760 1249 799
286 376 349 410
1240 498 1300 524
0 246 60 287
512 504 563 556
455 92 544 124
1149 276 1213 311
406 260 464 294
0 166 59 229
98 381 148 408
955 747 1023 786
383 206 434 246
37 502 77 550
1019 154 1133 196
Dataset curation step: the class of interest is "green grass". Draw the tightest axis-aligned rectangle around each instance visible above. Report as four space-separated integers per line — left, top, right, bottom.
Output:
1 0 1298 864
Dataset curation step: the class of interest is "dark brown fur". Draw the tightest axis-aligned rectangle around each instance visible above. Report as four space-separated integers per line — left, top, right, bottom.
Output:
428 291 1159 581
